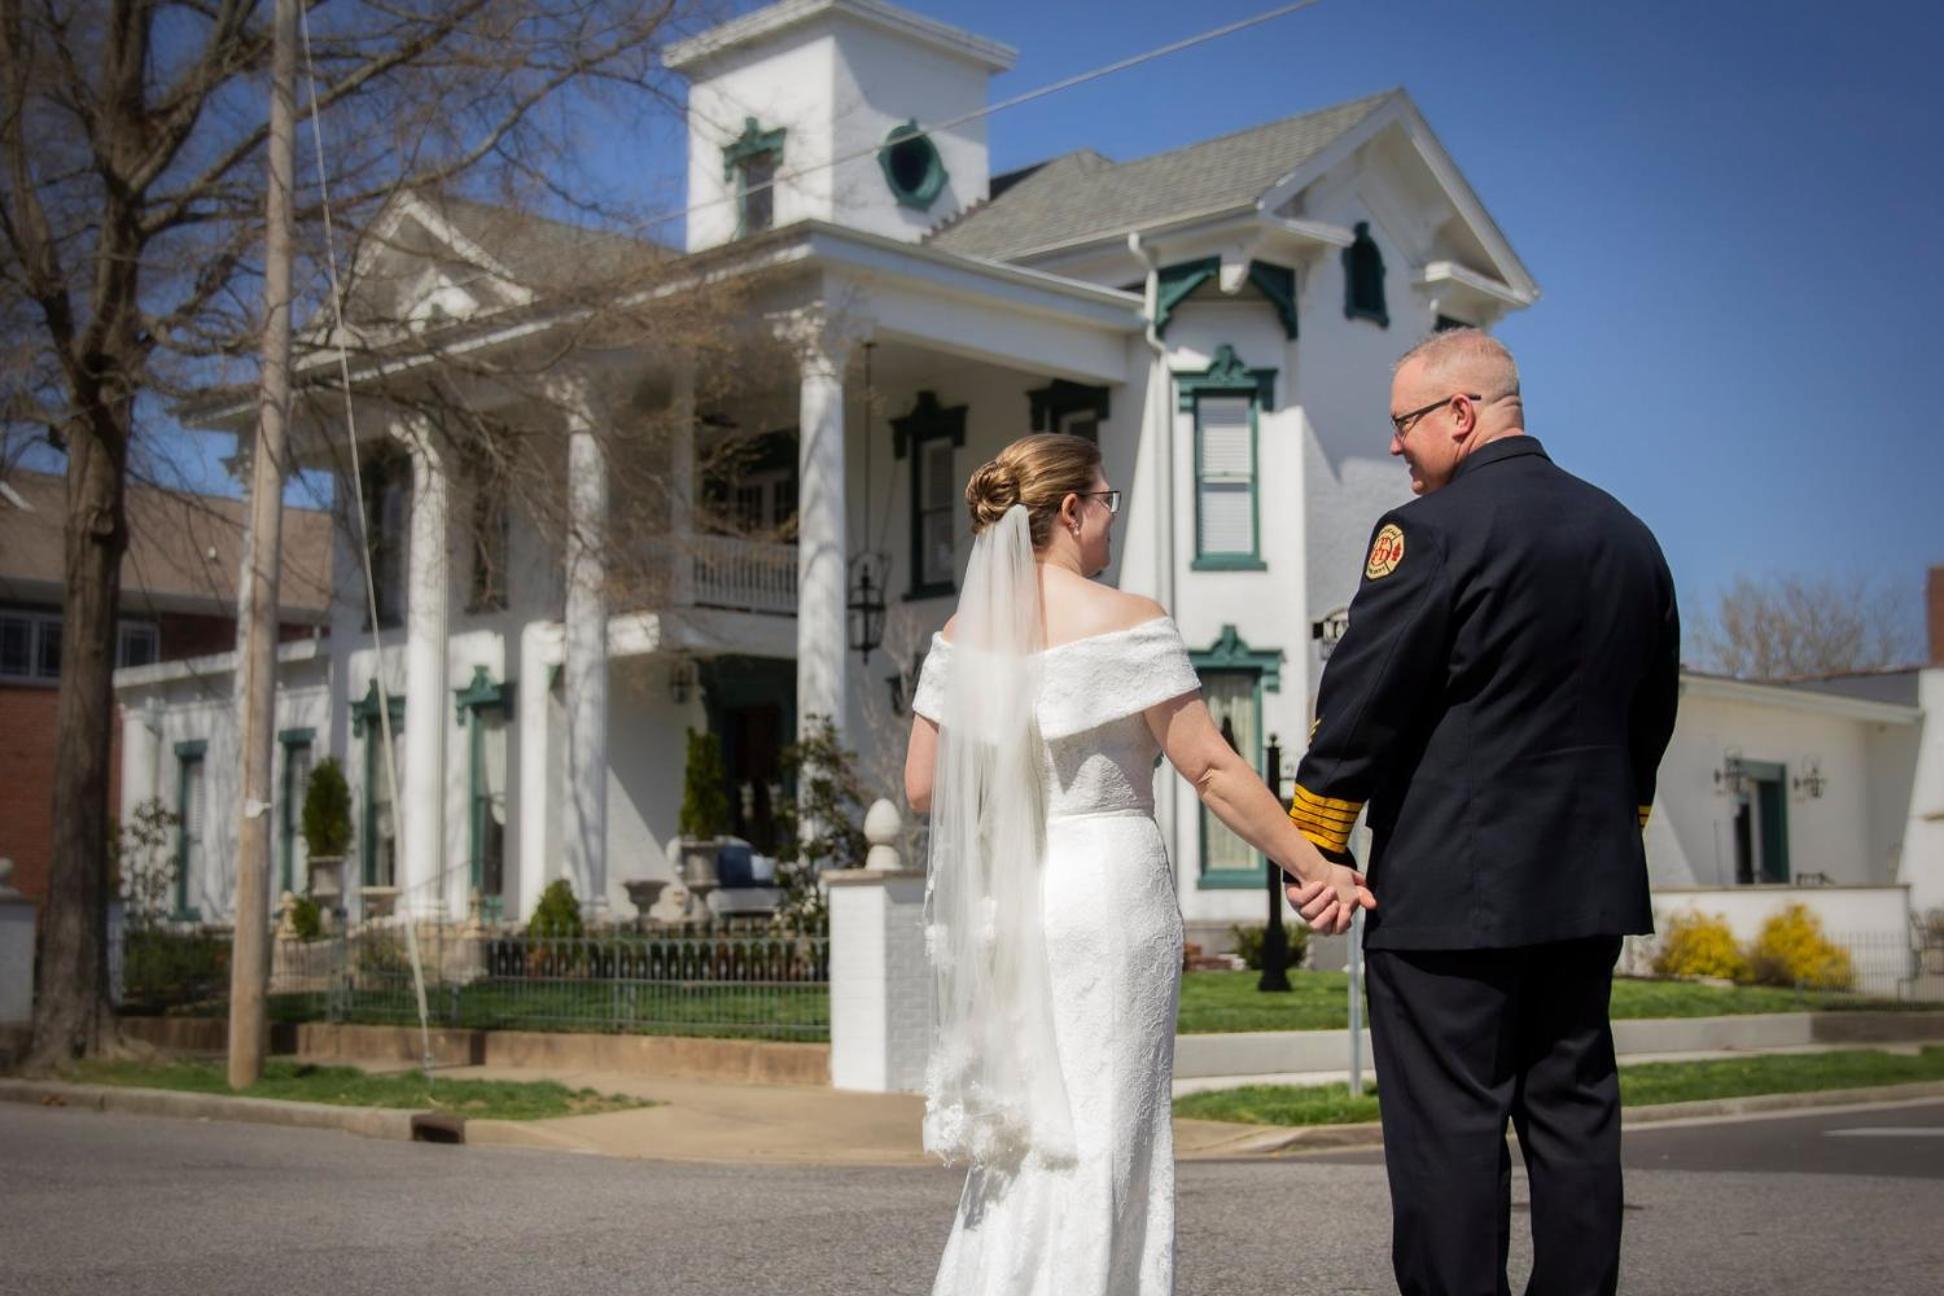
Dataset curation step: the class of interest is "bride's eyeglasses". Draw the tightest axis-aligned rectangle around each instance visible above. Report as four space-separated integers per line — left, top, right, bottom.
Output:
1079 490 1122 515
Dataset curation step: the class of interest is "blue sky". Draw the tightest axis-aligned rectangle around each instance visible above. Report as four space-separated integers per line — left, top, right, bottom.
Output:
81 0 1942 651
898 0 1943 645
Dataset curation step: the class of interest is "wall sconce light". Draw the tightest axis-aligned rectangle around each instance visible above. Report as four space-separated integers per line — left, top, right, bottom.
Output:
1711 749 1746 799
1792 759 1826 800
667 654 697 705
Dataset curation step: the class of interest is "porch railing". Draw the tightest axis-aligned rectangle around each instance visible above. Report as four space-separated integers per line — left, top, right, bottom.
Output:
689 535 796 615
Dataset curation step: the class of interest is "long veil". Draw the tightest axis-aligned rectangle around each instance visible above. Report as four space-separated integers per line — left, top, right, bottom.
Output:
922 504 1076 1169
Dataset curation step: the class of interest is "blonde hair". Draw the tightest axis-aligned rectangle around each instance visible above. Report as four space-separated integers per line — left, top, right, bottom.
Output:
964 433 1102 547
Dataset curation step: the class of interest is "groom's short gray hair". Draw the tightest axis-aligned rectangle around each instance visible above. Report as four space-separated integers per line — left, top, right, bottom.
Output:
1394 327 1520 399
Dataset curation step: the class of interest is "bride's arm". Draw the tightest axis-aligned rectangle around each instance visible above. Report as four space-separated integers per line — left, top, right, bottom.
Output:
1146 694 1373 933
904 714 939 814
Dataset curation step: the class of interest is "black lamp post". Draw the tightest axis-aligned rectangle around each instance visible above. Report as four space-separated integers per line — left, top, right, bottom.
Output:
1259 733 1292 992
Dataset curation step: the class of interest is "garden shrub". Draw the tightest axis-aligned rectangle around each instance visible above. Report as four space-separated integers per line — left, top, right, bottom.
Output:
1228 921 1309 972
1746 903 1855 990
1652 910 1747 982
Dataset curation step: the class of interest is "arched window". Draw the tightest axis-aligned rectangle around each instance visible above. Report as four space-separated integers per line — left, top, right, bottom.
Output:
1342 221 1389 328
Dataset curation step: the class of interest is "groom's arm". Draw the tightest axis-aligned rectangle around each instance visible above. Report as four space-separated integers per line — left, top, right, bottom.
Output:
1290 510 1451 860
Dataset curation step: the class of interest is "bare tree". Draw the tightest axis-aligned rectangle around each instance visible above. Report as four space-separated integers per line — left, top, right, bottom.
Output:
1688 573 1921 680
0 0 740 1072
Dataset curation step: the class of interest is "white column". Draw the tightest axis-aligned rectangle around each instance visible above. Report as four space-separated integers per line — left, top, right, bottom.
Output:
561 379 609 919
795 327 851 742
402 421 449 918
516 620 556 923
120 700 161 822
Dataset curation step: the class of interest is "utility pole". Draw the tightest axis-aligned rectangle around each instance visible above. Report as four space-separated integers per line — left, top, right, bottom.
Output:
229 0 297 1090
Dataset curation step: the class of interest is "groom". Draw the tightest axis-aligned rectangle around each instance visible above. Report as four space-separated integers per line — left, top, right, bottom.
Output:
1284 329 1679 1295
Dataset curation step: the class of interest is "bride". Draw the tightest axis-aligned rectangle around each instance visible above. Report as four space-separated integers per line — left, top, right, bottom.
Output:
904 432 1373 1296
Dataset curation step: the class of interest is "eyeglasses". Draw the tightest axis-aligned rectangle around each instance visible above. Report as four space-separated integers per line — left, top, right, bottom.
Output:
1390 393 1483 438
1080 489 1121 515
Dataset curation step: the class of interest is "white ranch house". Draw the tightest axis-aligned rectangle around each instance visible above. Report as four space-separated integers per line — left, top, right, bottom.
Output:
116 0 1942 958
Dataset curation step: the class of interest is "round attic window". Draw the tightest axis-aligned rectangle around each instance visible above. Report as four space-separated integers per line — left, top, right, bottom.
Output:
878 121 948 211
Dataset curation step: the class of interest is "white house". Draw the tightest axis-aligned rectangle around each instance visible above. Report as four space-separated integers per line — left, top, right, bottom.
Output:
113 0 1940 959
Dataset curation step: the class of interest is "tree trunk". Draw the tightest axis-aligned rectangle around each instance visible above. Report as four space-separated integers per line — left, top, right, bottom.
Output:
23 400 130 1072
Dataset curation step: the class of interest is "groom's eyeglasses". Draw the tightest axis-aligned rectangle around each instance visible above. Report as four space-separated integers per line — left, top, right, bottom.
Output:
1390 393 1483 438
1080 490 1122 515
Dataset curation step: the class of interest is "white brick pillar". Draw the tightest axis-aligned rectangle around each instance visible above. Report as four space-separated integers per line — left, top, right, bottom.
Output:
401 419 449 918
560 375 609 921
828 866 930 1093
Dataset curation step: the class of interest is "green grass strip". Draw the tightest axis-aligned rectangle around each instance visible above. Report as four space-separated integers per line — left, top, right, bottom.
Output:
1172 970 1925 1035
69 1058 648 1122
1172 1046 1944 1128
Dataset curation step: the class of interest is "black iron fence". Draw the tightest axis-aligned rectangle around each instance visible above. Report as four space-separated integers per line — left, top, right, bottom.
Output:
118 919 832 1042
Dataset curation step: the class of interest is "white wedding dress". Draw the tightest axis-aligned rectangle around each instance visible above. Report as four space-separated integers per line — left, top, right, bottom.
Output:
913 616 1202 1296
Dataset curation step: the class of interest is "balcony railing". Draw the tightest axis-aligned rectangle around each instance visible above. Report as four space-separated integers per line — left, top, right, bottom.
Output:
688 534 796 615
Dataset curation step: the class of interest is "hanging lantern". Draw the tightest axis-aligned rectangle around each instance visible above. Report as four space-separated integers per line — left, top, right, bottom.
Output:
848 553 887 662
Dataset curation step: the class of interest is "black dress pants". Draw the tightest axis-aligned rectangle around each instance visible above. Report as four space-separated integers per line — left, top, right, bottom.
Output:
1364 936 1625 1296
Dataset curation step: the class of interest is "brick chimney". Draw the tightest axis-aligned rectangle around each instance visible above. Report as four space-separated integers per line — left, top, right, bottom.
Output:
1930 565 1944 666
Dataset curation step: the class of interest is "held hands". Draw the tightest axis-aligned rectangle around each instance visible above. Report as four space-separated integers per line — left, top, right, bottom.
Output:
1283 862 1375 936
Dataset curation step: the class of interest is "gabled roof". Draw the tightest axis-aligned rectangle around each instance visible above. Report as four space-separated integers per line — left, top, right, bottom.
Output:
0 469 333 620
928 91 1395 261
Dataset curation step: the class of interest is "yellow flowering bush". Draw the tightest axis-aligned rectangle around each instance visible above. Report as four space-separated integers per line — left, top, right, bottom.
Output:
1747 903 1855 990
1651 910 1747 982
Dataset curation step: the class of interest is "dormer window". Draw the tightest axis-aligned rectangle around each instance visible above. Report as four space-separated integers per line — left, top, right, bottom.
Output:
723 117 786 237
1342 221 1389 328
878 121 948 211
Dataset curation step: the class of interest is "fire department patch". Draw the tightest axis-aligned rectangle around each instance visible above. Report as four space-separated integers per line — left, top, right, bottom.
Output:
1365 523 1405 579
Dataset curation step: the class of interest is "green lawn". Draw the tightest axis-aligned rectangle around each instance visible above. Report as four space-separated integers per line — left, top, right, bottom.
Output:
1174 970 1919 1035
69 1058 648 1121
1172 1046 1944 1128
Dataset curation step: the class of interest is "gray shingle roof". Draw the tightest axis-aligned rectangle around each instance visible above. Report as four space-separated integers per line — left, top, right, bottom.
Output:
929 91 1396 261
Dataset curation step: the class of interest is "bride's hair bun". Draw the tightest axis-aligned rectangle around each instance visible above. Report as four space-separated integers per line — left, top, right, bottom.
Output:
965 459 1023 532
963 433 1103 545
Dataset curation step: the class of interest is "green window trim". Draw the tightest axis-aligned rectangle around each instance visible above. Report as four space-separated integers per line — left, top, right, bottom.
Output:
1736 758 1792 884
892 391 968 601
1149 258 1298 339
172 740 207 921
277 729 316 897
1183 640 1280 889
352 679 406 889
721 116 786 177
878 120 949 211
723 117 786 238
1176 344 1277 568
454 666 515 906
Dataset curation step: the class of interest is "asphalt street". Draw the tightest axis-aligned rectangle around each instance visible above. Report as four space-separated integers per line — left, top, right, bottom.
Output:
2 1100 1940 1296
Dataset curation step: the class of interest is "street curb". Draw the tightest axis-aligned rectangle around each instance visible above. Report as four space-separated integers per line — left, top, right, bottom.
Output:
1177 1080 1944 1159
0 1077 450 1144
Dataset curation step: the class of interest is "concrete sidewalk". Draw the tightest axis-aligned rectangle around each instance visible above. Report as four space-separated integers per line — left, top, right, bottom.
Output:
342 1033 1944 1167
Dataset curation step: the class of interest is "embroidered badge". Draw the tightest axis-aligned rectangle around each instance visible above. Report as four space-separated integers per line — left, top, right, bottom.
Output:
1365 523 1405 579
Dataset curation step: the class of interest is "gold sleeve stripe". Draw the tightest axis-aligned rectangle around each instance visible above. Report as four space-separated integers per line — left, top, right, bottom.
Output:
1292 785 1363 817
1637 805 1652 829
1292 819 1354 854
1290 805 1359 831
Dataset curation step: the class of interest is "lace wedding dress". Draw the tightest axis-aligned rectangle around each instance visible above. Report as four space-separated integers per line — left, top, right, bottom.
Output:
913 615 1201 1296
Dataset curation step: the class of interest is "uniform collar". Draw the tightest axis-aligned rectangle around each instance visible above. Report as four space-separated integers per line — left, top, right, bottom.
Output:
1449 434 1548 484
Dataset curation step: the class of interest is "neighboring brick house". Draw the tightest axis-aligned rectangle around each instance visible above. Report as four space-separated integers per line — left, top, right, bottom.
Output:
0 469 332 907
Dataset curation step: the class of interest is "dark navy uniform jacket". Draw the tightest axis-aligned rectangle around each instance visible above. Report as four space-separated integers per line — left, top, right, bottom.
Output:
1290 436 1679 951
